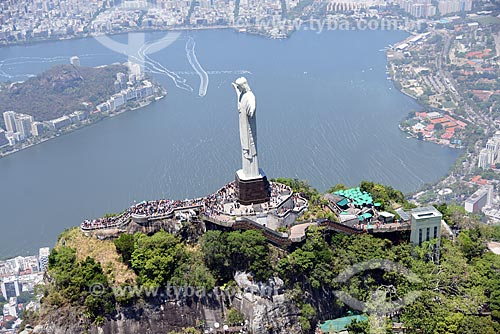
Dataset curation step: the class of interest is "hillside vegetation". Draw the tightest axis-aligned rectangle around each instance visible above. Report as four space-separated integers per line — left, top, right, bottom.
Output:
0 64 126 126
57 227 136 286
26 181 500 334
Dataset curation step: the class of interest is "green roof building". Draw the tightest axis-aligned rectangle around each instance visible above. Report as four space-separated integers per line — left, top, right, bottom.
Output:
318 315 369 333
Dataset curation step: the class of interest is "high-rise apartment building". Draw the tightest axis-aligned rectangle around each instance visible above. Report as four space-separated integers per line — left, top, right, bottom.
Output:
3 111 16 132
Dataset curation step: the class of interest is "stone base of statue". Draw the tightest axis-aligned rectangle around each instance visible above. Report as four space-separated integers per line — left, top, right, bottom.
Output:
235 169 271 205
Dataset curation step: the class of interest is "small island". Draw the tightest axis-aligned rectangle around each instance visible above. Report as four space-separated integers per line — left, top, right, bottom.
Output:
0 59 166 157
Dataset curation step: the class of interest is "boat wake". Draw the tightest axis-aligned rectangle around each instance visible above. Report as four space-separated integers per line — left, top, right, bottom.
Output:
185 37 209 97
137 40 194 92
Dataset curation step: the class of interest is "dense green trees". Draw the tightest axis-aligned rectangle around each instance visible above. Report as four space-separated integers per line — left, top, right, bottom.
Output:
201 230 272 282
435 203 481 229
360 181 415 211
275 222 500 334
226 308 245 325
131 231 184 287
40 181 500 333
114 233 135 265
346 319 370 333
272 177 321 202
277 227 336 289
47 247 115 324
399 234 500 333
116 231 216 291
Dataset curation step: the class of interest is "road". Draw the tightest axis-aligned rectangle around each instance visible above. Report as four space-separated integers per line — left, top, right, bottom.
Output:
413 30 498 203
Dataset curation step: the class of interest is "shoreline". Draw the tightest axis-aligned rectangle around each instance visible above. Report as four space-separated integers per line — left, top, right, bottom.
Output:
0 26 247 49
0 89 166 160
0 16 417 49
384 33 470 198
0 28 464 260
0 28 461 191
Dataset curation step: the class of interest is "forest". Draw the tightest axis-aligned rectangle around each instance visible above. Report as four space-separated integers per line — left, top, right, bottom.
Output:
26 181 500 333
0 64 126 127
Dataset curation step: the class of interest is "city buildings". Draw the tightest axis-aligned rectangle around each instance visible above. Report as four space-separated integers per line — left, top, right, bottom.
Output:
478 148 494 169
0 279 21 300
2 111 35 144
38 247 50 273
465 185 493 213
48 115 71 130
3 111 16 133
438 0 473 16
0 0 104 44
14 114 34 140
2 298 18 318
31 122 44 137
477 132 500 169
0 249 48 302
397 0 437 18
0 0 296 44
0 130 9 148
96 78 155 113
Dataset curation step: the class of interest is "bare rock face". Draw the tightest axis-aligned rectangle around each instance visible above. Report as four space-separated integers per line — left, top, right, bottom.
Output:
30 270 303 334
233 292 302 334
30 291 303 334
31 299 220 334
232 272 301 334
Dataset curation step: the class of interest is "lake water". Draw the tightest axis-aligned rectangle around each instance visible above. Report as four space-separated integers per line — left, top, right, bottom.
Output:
0 29 460 258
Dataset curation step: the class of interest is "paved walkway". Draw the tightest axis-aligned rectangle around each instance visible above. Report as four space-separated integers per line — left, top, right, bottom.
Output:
488 242 500 255
290 222 317 240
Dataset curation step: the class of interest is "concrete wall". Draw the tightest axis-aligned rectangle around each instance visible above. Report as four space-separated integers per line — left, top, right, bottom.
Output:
410 211 442 246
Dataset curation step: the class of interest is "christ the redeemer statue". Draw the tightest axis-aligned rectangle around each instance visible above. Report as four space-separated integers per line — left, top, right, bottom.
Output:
232 77 270 205
232 77 260 179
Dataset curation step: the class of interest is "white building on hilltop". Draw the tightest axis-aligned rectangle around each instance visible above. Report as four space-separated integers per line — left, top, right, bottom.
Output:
410 206 442 246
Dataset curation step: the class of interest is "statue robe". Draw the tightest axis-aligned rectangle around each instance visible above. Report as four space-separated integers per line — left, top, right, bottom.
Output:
238 89 259 178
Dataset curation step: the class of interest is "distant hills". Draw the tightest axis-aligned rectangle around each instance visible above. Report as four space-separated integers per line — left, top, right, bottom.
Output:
0 64 127 128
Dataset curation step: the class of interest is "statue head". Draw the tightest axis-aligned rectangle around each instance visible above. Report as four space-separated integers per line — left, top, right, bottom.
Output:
235 77 251 93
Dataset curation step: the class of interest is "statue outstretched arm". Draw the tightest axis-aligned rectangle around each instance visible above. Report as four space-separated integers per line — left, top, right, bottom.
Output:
232 82 241 96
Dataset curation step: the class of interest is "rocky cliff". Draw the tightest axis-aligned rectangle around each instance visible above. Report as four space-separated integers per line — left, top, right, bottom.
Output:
26 291 302 334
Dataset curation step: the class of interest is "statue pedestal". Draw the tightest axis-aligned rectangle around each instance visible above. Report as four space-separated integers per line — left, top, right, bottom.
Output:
235 169 271 205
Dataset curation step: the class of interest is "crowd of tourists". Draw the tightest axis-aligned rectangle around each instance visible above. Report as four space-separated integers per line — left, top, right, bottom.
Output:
81 213 128 230
202 182 239 218
81 198 204 230
81 181 303 230
130 198 201 217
